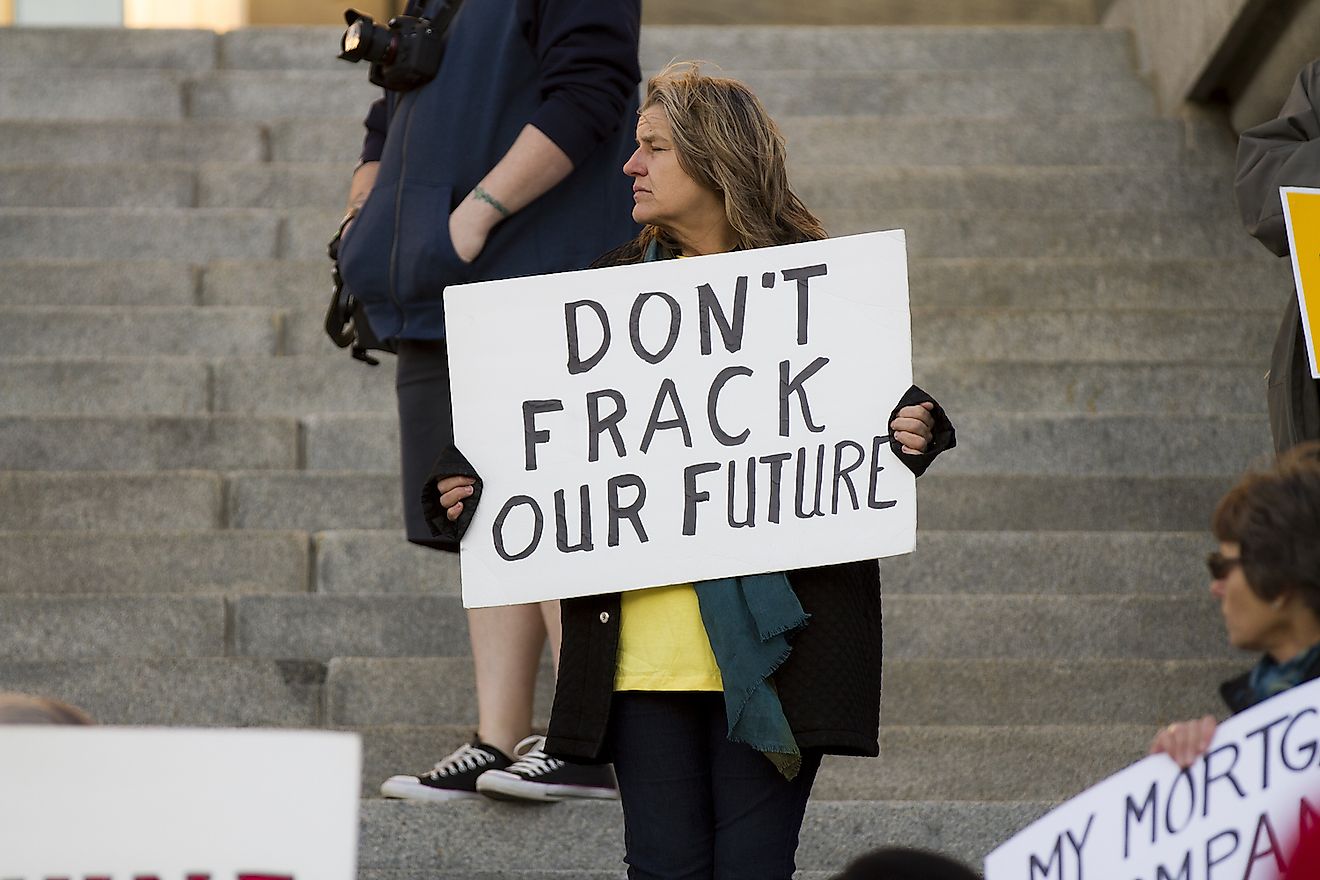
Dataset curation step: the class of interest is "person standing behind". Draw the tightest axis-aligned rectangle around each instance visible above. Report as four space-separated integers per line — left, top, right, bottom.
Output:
336 0 642 801
1236 62 1320 453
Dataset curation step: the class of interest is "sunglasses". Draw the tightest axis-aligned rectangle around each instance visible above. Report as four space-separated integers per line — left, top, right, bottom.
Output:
1206 551 1246 580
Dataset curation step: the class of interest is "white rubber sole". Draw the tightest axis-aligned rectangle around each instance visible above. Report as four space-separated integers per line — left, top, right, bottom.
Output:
379 774 482 802
475 770 620 803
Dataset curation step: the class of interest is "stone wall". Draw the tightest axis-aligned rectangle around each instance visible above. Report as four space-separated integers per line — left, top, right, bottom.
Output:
1104 0 1320 131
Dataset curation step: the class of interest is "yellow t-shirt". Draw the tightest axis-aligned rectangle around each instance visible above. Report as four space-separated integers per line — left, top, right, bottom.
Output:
614 584 723 691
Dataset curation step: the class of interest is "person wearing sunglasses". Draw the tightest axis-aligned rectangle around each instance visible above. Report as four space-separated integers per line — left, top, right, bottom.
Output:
1150 443 1320 768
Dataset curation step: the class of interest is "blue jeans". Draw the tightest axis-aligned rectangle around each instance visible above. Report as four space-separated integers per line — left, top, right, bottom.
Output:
606 691 822 880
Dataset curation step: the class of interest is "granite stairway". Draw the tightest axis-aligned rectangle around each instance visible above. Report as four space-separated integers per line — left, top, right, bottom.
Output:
0 22 1286 879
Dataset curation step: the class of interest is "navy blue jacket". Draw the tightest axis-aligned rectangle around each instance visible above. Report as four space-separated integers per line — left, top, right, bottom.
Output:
339 0 642 341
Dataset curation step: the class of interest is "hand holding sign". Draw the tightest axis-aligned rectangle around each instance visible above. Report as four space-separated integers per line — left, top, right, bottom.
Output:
1148 715 1219 769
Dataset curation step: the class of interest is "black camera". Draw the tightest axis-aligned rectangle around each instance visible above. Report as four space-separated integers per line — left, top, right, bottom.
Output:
338 6 453 92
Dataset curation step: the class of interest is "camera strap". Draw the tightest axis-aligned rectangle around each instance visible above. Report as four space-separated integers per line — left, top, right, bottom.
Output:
420 0 465 33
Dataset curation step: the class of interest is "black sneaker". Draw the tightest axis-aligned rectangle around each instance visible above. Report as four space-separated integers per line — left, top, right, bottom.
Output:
380 739 511 802
475 735 619 802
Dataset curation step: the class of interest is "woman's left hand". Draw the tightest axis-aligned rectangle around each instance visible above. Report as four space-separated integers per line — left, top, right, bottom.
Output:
890 401 936 455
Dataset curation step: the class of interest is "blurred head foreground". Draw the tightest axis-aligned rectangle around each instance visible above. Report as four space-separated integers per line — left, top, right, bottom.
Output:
0 692 94 725
831 846 982 880
1209 443 1320 662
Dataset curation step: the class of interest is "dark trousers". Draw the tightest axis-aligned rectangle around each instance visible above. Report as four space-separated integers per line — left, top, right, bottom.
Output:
606 691 821 880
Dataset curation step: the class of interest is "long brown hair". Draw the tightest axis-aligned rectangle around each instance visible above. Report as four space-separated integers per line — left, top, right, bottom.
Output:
636 62 825 254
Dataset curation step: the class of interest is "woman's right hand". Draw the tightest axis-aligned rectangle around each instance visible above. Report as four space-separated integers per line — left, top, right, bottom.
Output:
1149 715 1218 768
437 475 477 522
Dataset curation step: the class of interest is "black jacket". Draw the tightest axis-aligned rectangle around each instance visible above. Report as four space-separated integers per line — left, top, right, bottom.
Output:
1219 649 1320 715
425 241 957 762
1235 60 1320 453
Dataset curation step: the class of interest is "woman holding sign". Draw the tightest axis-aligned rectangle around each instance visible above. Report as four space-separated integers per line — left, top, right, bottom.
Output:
425 64 956 879
1150 443 1320 769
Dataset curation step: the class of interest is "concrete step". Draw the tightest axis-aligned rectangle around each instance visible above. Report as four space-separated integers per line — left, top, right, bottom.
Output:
5 162 1241 213
0 528 1214 599
0 653 1237 730
356 723 1150 802
0 163 198 208
258 114 1227 166
210 357 1267 418
638 0 1102 25
911 258 1289 310
328 656 1238 727
797 165 1241 214
298 413 1269 477
223 471 1236 532
233 593 1232 661
6 470 1234 532
0 658 323 725
943 413 1271 476
204 26 1128 72
0 415 298 471
0 254 1285 319
0 209 280 261
0 530 309 596
273 208 1261 262
1 358 211 416
328 657 556 728
312 528 1216 598
917 474 1233 531
3 68 1152 122
0 27 218 70
0 261 199 306
0 471 222 531
212 358 396 417
0 120 266 164
914 361 1268 415
228 471 402 531
202 260 331 309
0 24 1125 72
912 308 1275 361
231 595 469 660
358 799 1048 878
313 529 460 595
0 596 225 660
0 71 187 121
0 307 280 358
886 530 1213 596
191 258 1288 313
279 303 1277 362
824 210 1262 259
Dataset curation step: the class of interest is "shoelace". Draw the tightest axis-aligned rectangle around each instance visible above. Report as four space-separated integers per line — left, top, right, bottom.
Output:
507 734 564 778
425 742 495 779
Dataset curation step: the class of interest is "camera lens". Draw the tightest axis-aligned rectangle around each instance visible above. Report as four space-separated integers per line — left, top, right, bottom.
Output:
339 16 396 65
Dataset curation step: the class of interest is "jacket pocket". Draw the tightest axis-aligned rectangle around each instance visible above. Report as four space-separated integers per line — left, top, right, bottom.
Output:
394 182 471 310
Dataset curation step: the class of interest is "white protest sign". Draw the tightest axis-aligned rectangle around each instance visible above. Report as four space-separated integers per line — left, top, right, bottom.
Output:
985 678 1320 880
445 231 915 608
0 727 361 880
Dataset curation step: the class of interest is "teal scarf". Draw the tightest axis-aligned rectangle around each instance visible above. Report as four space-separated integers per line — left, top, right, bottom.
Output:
693 574 809 779
639 238 808 778
1249 641 1320 704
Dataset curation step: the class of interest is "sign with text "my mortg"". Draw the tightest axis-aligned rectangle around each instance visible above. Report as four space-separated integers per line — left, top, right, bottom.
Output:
985 677 1320 880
